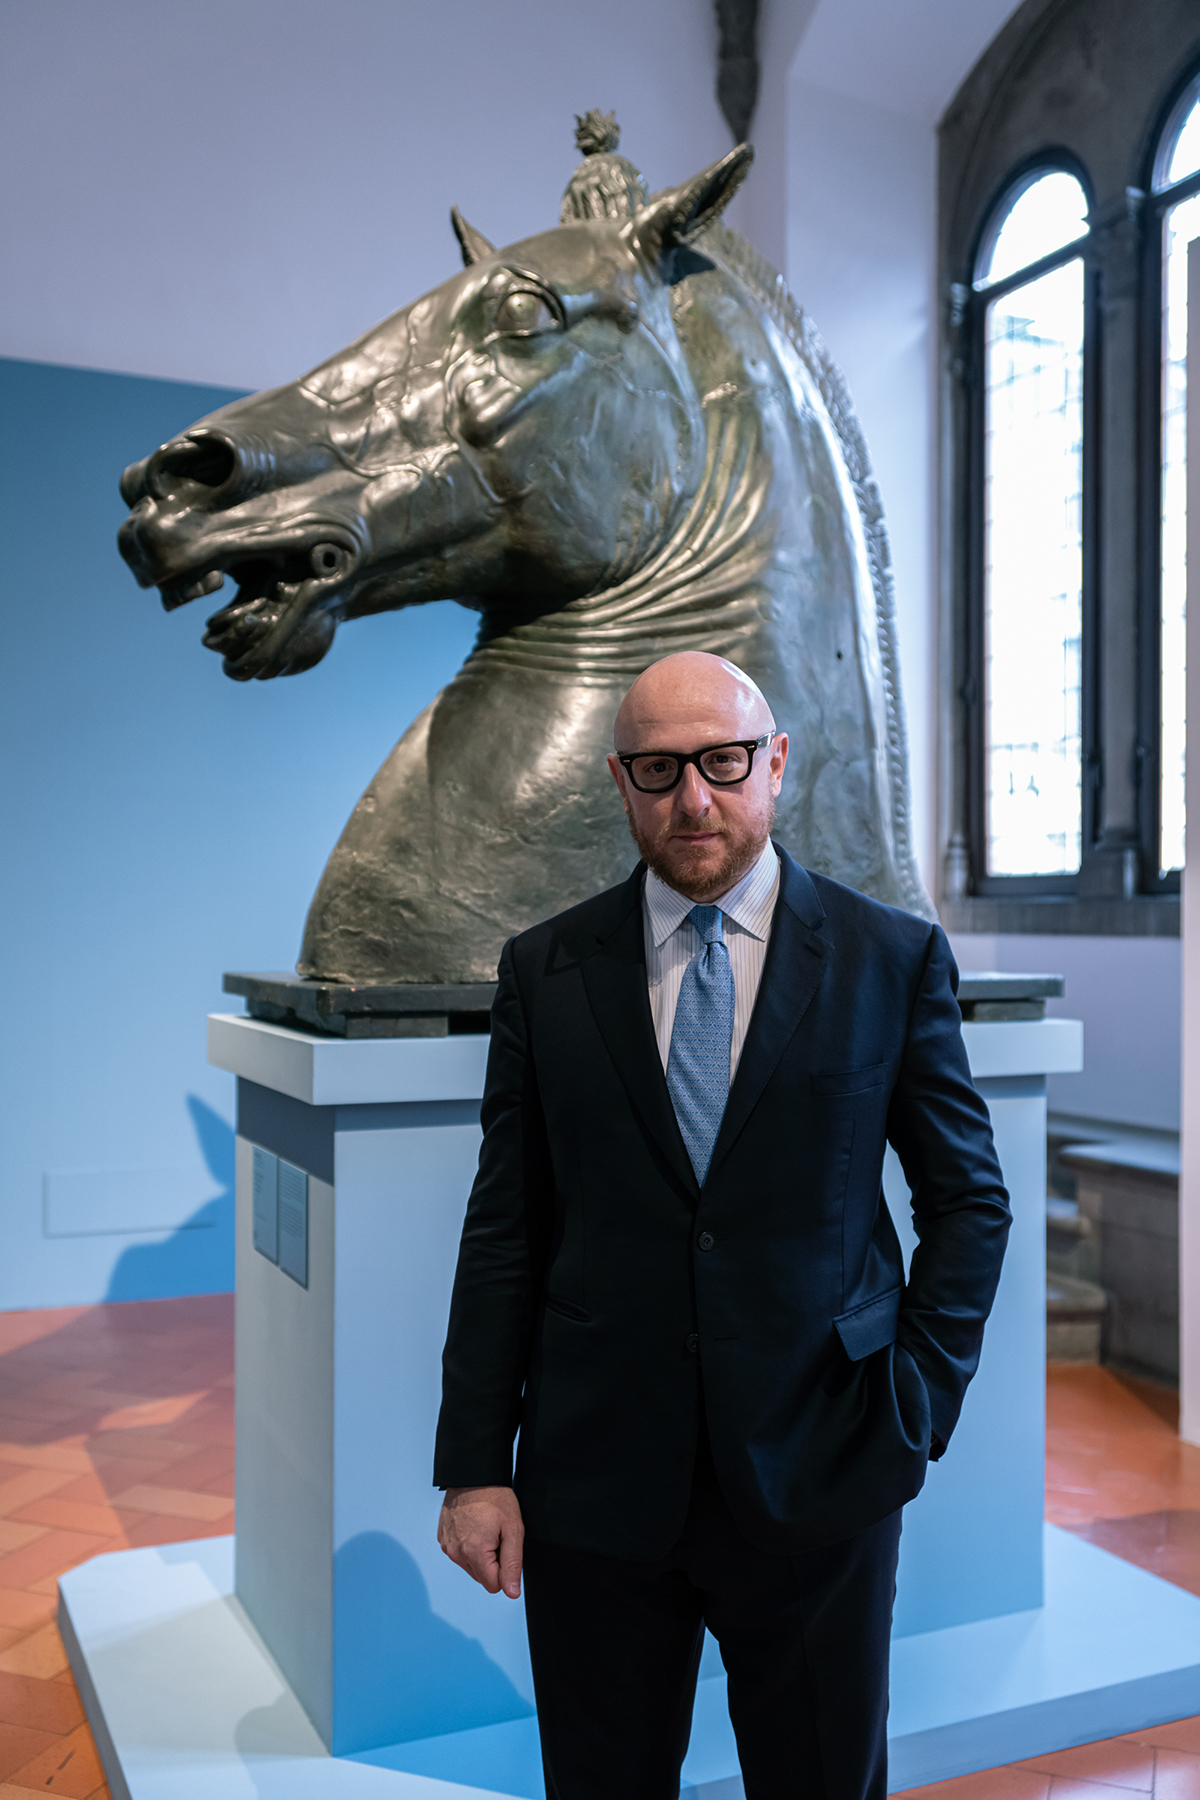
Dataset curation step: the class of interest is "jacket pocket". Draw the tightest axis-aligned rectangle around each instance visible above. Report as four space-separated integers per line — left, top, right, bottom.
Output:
544 1294 591 1323
812 1062 887 1096
833 1285 902 1360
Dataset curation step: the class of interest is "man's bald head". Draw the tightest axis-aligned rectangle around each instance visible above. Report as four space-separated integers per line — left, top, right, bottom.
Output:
607 652 787 903
613 652 774 752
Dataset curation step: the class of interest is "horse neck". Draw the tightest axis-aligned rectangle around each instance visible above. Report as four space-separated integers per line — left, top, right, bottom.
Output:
465 405 779 682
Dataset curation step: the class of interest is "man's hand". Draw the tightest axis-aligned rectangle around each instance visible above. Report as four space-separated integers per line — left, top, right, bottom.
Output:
438 1485 525 1598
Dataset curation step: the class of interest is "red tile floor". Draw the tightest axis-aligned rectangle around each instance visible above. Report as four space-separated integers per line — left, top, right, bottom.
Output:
0 1296 233 1797
900 1366 1200 1800
0 1302 1197 1799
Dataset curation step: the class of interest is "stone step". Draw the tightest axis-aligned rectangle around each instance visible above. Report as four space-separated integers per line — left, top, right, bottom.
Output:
1046 1272 1107 1363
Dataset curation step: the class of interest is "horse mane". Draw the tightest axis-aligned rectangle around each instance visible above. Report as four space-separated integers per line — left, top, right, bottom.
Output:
700 222 927 921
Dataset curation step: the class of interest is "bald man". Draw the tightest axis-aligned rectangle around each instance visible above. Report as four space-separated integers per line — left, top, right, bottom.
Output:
435 653 1009 1800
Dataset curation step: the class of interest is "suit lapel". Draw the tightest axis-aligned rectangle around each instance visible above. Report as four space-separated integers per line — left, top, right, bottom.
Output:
577 869 699 1201
707 849 830 1179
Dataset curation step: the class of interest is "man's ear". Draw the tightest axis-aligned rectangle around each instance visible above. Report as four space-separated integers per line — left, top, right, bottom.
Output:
624 143 753 284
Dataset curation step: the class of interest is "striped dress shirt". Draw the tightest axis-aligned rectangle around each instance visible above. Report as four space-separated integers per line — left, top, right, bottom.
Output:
643 839 781 1080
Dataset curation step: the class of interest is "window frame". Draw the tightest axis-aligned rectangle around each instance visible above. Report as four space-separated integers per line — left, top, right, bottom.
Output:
940 6 1200 939
964 154 1099 900
1136 61 1200 899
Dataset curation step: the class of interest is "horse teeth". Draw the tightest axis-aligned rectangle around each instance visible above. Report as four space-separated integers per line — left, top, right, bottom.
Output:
160 570 224 609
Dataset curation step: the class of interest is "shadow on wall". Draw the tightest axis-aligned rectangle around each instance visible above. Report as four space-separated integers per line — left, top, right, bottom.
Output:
104 1096 235 1302
330 1531 534 1754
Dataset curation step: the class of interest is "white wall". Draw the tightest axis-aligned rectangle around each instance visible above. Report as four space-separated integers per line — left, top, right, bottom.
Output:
950 934 1183 1134
747 0 1184 1151
4 0 1178 1161
744 0 1025 898
1177 240 1200 1440
0 0 728 391
0 0 1028 908
0 0 735 1308
784 82 938 891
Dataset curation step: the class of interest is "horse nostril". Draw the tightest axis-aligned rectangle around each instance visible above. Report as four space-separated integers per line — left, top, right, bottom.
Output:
148 433 239 501
310 543 348 579
120 456 152 507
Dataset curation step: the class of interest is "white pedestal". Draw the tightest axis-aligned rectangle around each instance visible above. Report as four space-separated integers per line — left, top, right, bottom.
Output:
58 1010 1200 1800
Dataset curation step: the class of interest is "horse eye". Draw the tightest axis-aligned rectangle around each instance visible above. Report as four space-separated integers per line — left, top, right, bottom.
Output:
495 289 558 335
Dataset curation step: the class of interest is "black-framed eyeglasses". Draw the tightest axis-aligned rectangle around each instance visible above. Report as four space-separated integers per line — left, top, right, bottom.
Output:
616 732 778 794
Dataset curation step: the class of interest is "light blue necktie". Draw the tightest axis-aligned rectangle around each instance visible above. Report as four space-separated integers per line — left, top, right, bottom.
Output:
666 906 735 1186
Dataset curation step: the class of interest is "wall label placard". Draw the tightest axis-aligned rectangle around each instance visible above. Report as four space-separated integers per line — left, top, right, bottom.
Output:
252 1147 278 1263
252 1147 308 1288
277 1159 309 1289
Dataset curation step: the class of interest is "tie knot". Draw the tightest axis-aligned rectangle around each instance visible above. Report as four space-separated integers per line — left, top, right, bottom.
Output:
688 905 724 945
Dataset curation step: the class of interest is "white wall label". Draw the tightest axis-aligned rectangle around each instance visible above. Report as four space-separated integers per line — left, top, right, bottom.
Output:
277 1160 308 1289
252 1147 279 1264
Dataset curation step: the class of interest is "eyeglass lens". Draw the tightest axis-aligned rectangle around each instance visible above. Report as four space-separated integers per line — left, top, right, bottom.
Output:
628 745 753 791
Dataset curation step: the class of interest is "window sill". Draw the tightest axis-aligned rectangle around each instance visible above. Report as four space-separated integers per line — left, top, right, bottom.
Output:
940 895 1180 937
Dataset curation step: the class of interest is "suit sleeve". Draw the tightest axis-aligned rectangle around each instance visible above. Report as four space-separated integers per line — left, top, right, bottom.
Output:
433 936 555 1488
886 924 1012 1453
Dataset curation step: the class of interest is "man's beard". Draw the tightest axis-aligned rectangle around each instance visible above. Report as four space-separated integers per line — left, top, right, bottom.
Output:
624 797 775 900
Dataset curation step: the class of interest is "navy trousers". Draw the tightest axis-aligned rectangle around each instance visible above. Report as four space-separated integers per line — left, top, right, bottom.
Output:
522 1421 902 1800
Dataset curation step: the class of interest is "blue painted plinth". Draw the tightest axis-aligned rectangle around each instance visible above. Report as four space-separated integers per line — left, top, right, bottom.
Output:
59 1526 1200 1800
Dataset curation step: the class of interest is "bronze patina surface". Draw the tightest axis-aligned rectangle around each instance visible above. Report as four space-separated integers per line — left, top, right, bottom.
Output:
119 118 933 984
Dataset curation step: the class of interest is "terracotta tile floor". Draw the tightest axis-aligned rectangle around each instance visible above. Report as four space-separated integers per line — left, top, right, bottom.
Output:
897 1364 1200 1800
0 1295 233 1797
0 1303 1197 1799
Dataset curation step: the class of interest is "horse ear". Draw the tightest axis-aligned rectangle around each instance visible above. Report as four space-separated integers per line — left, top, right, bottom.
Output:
450 206 496 267
627 144 753 282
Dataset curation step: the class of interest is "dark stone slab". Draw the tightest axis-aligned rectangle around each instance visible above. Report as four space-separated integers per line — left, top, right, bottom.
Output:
224 966 1063 1036
956 971 1065 1020
224 972 496 1039
956 973 1065 1000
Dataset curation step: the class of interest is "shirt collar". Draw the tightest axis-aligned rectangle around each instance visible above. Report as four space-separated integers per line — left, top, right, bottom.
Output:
643 839 781 949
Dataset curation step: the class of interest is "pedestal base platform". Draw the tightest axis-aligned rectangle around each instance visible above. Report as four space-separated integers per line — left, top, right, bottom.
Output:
59 1527 1200 1800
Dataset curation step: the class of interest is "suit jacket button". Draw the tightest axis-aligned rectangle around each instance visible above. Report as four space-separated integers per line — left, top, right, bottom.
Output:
686 1333 699 1354
697 1232 715 1251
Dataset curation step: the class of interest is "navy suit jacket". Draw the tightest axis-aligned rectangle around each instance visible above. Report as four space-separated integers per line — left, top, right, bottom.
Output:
434 848 1011 1557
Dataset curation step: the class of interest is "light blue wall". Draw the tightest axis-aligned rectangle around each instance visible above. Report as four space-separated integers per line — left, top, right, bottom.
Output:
0 356 477 1307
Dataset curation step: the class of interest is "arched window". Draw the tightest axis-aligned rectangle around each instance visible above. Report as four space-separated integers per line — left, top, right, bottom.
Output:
1153 74 1200 875
974 171 1090 880
940 3 1200 938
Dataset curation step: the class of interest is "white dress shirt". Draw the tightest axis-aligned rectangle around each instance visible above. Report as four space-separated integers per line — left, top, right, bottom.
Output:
643 838 781 1079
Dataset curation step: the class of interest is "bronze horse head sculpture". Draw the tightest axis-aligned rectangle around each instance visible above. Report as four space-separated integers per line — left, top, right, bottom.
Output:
118 119 933 984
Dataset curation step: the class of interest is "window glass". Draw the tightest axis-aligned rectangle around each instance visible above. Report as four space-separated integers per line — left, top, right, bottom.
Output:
983 259 1085 876
1158 190 1200 872
1157 85 1200 190
976 171 1089 288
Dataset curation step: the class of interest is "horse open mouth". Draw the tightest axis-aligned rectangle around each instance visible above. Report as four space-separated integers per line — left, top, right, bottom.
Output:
163 543 353 680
